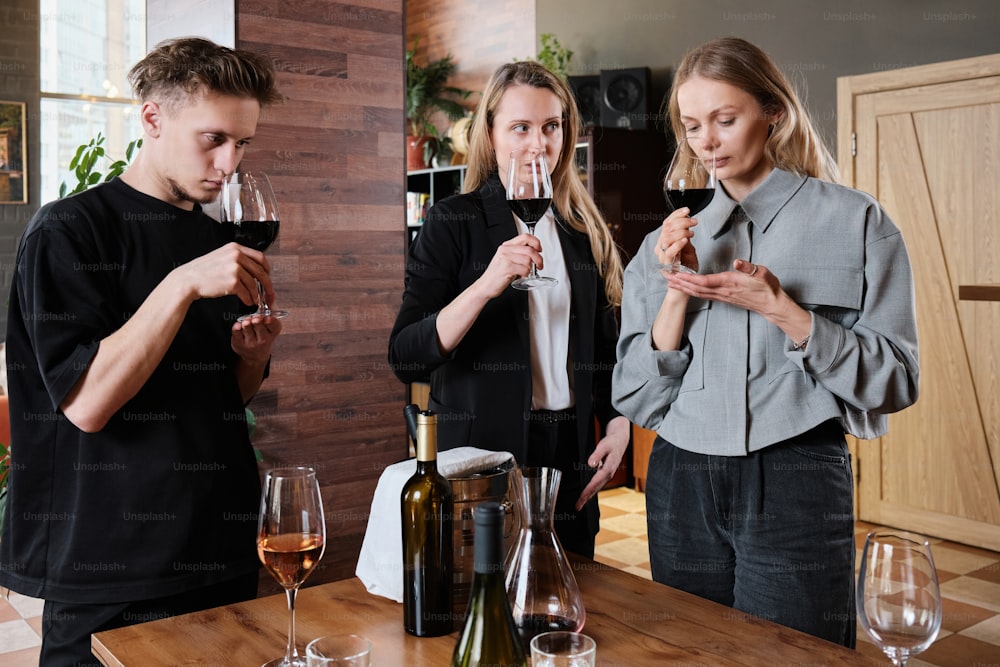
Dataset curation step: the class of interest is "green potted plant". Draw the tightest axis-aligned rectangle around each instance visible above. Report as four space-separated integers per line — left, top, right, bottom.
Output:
59 132 142 197
534 33 573 81
406 39 473 171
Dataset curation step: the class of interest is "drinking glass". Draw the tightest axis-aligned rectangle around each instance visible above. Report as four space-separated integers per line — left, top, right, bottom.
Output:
506 151 557 290
529 631 596 667
857 530 942 666
650 145 716 276
221 171 288 319
305 634 372 667
258 467 327 667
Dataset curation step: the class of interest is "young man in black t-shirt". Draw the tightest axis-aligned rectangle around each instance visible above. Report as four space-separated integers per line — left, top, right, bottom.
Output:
0 38 284 665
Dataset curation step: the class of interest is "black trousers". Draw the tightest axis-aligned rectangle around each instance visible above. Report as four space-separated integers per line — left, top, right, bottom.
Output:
646 421 856 647
524 409 597 558
40 572 259 666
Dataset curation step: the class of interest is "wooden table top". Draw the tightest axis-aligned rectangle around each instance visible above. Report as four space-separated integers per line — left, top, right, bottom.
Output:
93 559 873 666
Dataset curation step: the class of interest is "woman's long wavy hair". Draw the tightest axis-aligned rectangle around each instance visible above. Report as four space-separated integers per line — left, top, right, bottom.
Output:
666 37 838 185
464 61 623 307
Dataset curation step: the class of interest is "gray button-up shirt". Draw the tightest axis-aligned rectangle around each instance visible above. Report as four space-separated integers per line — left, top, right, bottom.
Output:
613 168 919 455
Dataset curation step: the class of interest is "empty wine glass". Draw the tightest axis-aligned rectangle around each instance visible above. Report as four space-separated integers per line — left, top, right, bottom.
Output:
506 150 557 290
258 467 327 667
650 144 716 277
857 530 942 666
221 171 288 319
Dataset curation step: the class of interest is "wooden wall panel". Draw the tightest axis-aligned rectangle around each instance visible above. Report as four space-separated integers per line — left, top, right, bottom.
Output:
236 0 407 589
406 0 536 121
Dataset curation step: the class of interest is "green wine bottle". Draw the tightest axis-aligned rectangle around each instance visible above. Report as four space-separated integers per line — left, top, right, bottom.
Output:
401 410 455 636
450 502 528 667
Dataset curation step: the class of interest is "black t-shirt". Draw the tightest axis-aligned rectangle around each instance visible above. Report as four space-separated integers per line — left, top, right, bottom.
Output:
0 178 261 603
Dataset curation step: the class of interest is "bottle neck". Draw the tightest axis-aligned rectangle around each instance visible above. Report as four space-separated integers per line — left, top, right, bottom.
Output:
415 415 437 462
473 515 505 575
415 440 437 463
415 459 438 475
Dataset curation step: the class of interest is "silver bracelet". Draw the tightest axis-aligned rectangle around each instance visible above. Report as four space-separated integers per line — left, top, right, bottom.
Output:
792 335 810 351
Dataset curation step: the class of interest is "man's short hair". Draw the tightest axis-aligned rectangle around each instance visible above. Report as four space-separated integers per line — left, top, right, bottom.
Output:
128 37 282 113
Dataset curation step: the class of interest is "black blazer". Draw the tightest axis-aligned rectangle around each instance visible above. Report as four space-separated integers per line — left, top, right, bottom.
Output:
389 173 621 467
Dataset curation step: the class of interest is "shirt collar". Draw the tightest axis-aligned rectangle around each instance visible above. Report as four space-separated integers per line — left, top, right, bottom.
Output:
703 167 809 237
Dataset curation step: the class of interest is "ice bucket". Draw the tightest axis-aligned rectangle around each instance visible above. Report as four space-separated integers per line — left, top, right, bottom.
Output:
447 458 518 621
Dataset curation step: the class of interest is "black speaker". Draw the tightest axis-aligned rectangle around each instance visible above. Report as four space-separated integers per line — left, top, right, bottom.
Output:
568 75 601 127
599 67 651 130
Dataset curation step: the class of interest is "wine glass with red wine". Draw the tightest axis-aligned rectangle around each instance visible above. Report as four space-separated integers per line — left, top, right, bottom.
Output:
258 467 326 667
651 145 716 276
221 171 288 319
506 151 557 290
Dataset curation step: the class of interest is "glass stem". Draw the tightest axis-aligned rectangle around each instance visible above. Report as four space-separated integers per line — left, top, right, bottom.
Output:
255 279 270 316
526 223 538 278
284 586 299 662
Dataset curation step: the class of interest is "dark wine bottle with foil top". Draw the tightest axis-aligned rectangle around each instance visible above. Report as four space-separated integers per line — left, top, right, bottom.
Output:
450 502 528 666
401 410 455 636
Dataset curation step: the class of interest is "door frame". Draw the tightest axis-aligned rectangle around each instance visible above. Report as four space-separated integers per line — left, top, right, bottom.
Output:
837 53 1000 550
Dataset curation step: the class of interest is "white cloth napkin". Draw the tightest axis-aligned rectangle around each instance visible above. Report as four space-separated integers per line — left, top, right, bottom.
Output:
356 446 514 602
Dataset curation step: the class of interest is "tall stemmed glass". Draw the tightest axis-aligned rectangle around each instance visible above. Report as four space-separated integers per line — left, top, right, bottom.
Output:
857 530 942 666
651 144 716 276
506 151 557 290
258 467 327 667
221 171 288 319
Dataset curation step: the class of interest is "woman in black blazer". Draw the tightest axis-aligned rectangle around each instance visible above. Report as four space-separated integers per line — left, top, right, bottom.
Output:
389 61 629 556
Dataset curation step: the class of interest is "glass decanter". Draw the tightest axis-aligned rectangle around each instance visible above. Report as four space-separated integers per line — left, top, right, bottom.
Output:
504 466 586 652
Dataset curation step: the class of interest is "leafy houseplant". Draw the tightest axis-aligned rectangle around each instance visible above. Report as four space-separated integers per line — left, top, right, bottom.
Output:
534 33 574 81
405 39 473 170
59 132 142 198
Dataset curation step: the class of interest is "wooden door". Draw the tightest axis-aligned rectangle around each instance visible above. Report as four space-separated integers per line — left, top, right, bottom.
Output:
838 54 1000 550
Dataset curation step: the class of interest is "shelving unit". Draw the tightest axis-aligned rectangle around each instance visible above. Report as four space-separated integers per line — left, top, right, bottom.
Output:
405 164 467 243
403 165 467 408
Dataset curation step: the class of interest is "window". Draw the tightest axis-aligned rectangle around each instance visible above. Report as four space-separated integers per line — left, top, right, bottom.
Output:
39 0 145 202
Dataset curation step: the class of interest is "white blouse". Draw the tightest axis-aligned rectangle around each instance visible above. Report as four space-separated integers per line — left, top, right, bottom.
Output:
518 210 573 411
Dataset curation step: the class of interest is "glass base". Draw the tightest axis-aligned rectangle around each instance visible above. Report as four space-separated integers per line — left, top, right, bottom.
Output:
238 309 289 322
512 275 558 290
260 657 306 667
649 261 697 278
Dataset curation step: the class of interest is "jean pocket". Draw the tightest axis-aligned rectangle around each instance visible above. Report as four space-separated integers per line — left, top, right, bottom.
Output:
788 441 849 466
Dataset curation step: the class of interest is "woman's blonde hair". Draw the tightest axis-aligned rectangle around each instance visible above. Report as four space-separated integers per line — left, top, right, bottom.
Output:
465 61 623 307
667 37 838 184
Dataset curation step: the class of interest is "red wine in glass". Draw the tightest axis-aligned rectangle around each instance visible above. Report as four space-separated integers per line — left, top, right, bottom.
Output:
233 219 279 253
653 147 717 276
221 171 288 319
506 152 557 290
508 198 551 225
664 189 714 216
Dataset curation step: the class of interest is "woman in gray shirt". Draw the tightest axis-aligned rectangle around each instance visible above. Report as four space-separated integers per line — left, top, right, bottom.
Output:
613 37 918 647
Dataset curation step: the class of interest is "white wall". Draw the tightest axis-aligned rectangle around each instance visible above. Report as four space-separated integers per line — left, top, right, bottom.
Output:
537 0 1000 149
146 0 235 48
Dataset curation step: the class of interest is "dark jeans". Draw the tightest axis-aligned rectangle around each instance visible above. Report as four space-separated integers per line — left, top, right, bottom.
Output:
40 572 259 666
524 409 597 558
645 421 856 647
